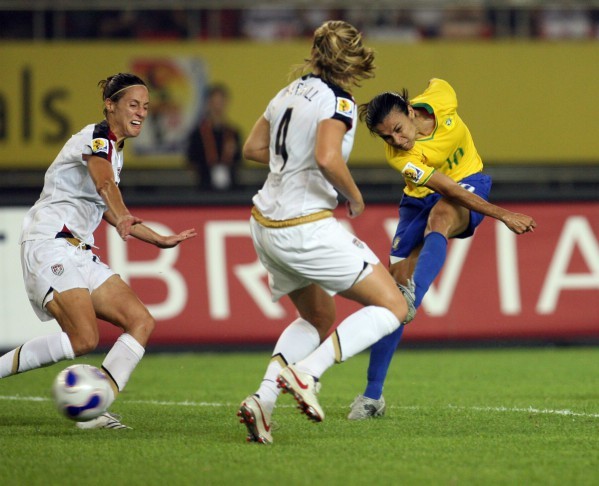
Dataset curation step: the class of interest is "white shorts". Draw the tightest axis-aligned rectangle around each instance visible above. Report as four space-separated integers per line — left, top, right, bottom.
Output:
20 238 115 321
250 216 379 302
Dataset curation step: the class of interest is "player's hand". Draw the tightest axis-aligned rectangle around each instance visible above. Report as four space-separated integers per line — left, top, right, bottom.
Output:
157 228 198 249
116 214 143 241
346 199 365 219
503 212 537 235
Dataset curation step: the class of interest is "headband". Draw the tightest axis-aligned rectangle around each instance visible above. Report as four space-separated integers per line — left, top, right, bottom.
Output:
106 84 146 100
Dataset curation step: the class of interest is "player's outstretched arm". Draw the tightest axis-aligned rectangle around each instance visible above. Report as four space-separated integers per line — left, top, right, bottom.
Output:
103 208 197 248
425 171 537 234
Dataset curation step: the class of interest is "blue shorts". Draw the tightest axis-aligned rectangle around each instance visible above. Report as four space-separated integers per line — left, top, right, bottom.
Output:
390 172 492 259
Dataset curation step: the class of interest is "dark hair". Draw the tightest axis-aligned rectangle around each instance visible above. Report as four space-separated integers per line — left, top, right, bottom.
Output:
98 73 147 115
358 89 410 134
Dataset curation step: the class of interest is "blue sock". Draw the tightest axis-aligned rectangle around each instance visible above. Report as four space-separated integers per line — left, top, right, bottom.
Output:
413 232 448 308
364 325 404 399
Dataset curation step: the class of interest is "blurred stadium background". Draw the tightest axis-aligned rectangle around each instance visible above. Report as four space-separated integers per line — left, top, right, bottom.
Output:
0 0 597 350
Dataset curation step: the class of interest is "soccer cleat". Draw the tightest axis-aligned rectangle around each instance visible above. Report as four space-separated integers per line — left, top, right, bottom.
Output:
397 278 416 325
237 395 273 445
75 412 130 430
347 395 386 420
277 365 324 422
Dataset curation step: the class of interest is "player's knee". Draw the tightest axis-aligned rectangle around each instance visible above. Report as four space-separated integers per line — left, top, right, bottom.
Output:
69 330 100 356
304 309 335 341
130 313 156 340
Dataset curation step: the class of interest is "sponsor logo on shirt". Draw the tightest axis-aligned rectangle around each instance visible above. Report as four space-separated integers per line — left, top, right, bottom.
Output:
336 97 354 117
92 138 109 155
402 162 425 184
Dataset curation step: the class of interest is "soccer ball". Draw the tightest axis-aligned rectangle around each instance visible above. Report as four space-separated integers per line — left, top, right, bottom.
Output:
52 364 112 422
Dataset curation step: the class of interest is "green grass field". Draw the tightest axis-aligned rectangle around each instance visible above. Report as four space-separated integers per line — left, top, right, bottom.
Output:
1 347 598 485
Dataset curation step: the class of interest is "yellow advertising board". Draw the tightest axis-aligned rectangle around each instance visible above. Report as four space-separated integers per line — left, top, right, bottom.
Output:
0 40 597 169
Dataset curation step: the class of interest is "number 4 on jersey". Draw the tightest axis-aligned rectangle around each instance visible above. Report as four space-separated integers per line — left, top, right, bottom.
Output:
275 108 293 170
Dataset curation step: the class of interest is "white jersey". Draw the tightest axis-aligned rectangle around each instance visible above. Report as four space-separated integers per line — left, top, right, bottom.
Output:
252 74 357 220
20 121 124 246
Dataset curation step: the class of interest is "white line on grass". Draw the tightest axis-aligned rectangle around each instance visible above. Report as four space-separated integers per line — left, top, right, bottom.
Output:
2 395 598 419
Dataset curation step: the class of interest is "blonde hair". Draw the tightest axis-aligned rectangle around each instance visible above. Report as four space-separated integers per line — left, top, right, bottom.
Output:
292 20 376 92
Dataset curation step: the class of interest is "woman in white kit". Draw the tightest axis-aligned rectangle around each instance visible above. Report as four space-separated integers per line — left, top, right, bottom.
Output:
238 20 416 444
0 73 197 429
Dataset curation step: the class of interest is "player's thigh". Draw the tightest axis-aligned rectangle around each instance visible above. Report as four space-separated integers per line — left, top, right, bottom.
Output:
46 288 98 336
341 262 406 320
427 198 470 237
91 275 153 332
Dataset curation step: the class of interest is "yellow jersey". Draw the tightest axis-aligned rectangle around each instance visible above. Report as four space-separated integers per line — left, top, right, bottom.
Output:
385 78 483 198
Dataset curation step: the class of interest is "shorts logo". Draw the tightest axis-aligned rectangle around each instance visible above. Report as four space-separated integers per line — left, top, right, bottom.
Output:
91 138 109 154
392 236 400 250
445 117 453 127
336 97 354 116
352 237 364 249
51 264 64 276
402 162 425 183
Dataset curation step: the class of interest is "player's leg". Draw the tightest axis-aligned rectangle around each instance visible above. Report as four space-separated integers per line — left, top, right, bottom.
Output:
255 284 334 409
90 274 155 397
352 258 416 418
412 199 469 307
0 241 99 379
279 262 410 421
351 202 425 417
239 284 335 443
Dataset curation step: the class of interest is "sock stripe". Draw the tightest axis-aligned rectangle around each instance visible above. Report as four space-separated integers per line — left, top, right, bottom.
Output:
101 365 121 394
11 346 22 374
332 330 342 363
270 353 288 368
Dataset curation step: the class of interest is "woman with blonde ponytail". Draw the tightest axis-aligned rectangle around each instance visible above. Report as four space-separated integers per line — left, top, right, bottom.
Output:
237 21 415 445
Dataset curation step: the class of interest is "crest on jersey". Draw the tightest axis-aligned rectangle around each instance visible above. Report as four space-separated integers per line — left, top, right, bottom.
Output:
445 117 453 127
336 97 354 117
91 138 109 155
402 162 425 184
51 264 64 276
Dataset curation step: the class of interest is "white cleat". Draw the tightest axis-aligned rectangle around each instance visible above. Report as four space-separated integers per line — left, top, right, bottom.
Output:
237 395 273 445
277 365 324 422
75 412 130 430
348 395 386 420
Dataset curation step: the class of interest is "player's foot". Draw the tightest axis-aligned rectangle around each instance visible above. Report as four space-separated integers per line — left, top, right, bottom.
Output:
237 394 273 445
347 395 386 420
75 412 130 430
398 278 416 324
277 365 324 422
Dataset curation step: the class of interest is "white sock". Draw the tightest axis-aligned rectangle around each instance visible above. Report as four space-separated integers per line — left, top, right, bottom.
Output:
256 317 320 410
0 332 74 378
296 306 400 378
101 333 145 392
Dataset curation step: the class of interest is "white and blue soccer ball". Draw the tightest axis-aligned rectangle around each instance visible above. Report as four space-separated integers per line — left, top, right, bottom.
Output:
52 364 112 422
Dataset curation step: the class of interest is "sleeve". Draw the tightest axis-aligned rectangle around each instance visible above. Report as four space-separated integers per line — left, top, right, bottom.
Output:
385 143 435 187
83 123 112 163
318 89 355 130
